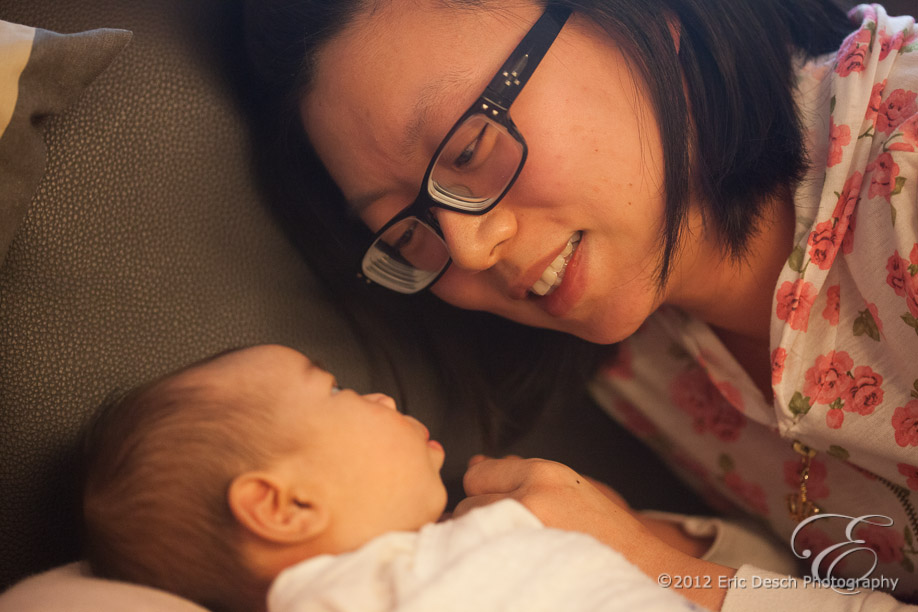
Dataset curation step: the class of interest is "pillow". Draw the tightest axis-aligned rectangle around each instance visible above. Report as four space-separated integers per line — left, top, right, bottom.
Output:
0 19 131 266
0 563 207 612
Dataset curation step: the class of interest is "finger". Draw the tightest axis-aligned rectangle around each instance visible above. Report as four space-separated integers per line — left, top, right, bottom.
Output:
462 456 551 497
452 493 507 518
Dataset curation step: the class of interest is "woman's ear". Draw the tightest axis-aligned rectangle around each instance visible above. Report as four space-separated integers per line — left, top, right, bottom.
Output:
228 471 329 544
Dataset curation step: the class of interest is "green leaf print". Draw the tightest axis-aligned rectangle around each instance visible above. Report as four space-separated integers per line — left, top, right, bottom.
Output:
827 445 850 461
789 392 812 416
892 176 907 196
912 380 918 400
830 95 836 115
909 264 918 277
787 246 806 273
853 308 881 341
718 453 735 473
902 313 918 336
892 203 898 226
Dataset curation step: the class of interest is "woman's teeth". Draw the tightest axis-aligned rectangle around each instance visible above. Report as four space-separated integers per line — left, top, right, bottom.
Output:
530 232 582 296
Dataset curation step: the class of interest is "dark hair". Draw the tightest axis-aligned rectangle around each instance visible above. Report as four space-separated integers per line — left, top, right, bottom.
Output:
80 354 285 612
241 0 850 447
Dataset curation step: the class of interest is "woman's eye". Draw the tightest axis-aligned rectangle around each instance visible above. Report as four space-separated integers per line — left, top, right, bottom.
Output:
393 221 418 250
453 125 490 169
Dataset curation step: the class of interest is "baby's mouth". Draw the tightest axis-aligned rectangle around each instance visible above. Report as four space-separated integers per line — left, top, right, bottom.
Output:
529 231 582 297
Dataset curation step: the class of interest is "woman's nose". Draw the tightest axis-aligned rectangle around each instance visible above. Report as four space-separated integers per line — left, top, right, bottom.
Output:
434 205 516 272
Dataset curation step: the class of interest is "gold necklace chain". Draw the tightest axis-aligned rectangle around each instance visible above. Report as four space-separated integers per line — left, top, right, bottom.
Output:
787 440 822 522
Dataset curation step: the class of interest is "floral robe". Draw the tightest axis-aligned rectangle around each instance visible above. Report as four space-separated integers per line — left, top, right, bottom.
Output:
591 4 918 605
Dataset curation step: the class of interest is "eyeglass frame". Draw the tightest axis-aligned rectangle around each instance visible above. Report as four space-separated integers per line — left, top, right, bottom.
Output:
359 4 572 293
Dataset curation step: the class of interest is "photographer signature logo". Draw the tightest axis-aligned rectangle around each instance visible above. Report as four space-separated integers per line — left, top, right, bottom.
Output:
790 513 900 595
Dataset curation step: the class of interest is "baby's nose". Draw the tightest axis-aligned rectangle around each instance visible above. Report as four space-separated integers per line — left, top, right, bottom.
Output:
363 393 397 410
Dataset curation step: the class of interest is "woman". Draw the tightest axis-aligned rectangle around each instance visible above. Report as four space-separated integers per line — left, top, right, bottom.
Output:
245 0 918 608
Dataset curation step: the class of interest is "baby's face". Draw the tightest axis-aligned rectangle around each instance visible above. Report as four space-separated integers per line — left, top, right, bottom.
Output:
191 344 447 550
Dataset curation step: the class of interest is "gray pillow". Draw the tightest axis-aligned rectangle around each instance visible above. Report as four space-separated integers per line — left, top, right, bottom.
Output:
0 19 130 265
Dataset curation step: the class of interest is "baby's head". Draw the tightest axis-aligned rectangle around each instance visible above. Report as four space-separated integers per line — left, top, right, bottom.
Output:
81 344 447 612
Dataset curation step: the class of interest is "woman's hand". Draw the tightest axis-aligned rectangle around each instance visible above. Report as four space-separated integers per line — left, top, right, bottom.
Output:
456 455 734 611
455 455 647 552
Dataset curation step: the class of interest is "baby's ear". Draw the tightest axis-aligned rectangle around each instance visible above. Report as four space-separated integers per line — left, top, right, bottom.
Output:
228 471 329 544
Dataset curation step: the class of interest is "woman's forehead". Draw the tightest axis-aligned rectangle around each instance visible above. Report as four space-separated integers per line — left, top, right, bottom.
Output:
302 0 540 202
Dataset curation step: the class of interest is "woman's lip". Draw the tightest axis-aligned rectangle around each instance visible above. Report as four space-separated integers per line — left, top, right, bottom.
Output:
512 234 580 300
539 232 586 317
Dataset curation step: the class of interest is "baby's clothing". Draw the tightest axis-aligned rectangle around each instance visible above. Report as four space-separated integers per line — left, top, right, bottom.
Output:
267 499 699 612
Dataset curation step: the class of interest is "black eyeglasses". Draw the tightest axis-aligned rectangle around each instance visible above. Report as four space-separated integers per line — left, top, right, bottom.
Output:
360 5 571 294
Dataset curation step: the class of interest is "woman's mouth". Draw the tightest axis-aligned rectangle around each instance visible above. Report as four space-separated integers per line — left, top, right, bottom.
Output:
529 232 582 297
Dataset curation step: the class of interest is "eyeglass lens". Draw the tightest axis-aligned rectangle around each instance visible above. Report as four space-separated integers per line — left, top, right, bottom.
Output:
362 113 523 293
428 114 525 211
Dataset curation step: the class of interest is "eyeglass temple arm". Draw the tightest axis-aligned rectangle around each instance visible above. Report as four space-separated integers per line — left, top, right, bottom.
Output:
483 5 571 111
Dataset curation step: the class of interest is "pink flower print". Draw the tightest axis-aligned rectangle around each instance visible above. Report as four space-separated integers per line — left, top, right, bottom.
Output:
715 380 744 413
836 28 872 76
794 524 848 572
867 302 883 331
807 220 838 270
601 343 633 380
886 252 908 296
892 400 918 447
828 171 861 256
878 28 905 60
670 368 747 442
888 116 918 152
776 280 817 331
854 523 905 564
771 348 787 385
844 366 884 415
783 458 830 498
612 400 658 437
907 277 918 319
876 88 918 134
866 80 887 125
832 171 863 220
827 116 851 167
822 285 841 325
898 463 918 491
866 152 900 201
723 471 769 516
804 351 854 405
826 408 845 428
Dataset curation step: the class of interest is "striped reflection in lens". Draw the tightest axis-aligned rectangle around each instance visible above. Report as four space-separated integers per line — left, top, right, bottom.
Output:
361 217 449 293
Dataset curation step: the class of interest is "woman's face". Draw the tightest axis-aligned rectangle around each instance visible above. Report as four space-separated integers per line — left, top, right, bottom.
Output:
304 0 682 344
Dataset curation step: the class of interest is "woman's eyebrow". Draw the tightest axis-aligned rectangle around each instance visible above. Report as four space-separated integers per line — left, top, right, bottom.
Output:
403 68 480 157
348 70 478 214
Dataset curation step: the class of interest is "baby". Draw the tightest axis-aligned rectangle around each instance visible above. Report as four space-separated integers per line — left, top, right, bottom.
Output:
81 344 696 612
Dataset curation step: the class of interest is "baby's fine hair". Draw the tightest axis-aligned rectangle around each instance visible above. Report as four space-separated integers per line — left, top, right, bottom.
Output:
80 351 293 612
